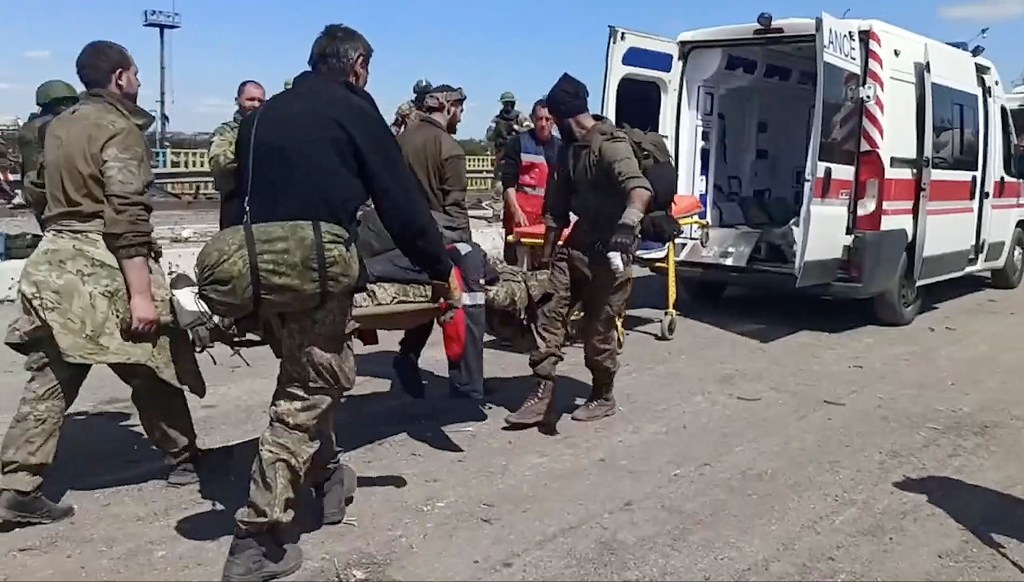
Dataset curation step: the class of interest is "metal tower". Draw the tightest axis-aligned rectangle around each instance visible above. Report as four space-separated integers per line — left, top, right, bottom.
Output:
142 9 181 147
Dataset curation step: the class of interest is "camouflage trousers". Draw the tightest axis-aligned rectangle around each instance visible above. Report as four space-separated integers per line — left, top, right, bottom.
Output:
235 293 355 533
529 246 632 394
0 341 197 493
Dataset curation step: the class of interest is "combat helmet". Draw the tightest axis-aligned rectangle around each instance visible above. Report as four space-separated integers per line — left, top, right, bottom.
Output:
499 91 516 103
284 78 293 90
35 80 78 107
413 78 432 95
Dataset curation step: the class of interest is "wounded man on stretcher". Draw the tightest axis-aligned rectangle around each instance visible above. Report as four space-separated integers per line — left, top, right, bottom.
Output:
174 207 551 399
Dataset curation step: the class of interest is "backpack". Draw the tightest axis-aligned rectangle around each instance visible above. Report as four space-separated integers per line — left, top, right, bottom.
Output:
613 125 682 243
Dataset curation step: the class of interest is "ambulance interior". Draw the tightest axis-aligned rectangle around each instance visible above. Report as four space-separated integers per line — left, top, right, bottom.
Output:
686 41 818 264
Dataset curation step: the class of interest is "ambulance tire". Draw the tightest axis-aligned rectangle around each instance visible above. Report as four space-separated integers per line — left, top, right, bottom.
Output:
871 252 920 327
990 227 1024 290
681 280 728 304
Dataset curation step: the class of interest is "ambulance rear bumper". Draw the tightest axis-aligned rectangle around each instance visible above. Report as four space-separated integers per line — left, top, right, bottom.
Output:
674 229 908 299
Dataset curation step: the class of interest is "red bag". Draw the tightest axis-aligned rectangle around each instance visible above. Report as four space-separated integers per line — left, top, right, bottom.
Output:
438 265 467 363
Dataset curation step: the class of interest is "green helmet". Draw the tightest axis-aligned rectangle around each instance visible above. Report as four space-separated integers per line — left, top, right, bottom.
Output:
35 80 78 107
499 91 516 103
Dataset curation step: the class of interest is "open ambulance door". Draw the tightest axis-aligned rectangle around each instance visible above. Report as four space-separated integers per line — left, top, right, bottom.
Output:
911 48 933 283
601 27 682 153
796 13 863 287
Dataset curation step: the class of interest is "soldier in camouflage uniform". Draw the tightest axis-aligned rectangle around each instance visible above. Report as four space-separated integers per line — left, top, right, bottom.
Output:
17 80 80 218
0 135 13 200
0 41 206 527
208 80 265 230
389 78 431 136
505 73 652 428
486 91 532 203
221 25 459 581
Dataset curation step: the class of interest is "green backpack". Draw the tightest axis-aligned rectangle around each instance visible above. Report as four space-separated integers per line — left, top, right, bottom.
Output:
595 124 681 243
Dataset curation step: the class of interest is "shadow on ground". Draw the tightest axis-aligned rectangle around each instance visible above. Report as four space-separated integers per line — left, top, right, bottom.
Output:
628 272 993 343
173 361 589 542
894 475 1024 574
40 410 174 501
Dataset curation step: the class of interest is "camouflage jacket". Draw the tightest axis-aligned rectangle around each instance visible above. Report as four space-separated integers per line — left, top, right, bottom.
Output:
17 113 55 217
5 230 206 396
545 119 653 251
209 110 243 196
486 109 531 148
391 100 423 135
0 135 11 174
40 89 157 259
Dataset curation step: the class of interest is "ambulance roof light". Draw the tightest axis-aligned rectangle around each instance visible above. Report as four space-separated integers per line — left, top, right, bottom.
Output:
971 44 986 58
753 11 784 35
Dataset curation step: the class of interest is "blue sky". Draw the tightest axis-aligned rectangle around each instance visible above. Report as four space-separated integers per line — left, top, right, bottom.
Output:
2 0 1022 137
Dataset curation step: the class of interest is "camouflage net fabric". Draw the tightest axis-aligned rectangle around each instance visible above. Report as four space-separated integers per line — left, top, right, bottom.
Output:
353 283 434 309
195 221 361 319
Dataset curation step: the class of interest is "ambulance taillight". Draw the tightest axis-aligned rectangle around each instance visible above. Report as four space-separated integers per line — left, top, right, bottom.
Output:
854 150 884 231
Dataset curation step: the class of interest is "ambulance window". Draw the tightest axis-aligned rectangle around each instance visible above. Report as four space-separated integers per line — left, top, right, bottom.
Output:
931 85 979 172
817 63 859 166
616 77 661 133
1001 106 1016 176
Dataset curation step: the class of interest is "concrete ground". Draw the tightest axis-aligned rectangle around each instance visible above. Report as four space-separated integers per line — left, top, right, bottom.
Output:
1 268 1024 580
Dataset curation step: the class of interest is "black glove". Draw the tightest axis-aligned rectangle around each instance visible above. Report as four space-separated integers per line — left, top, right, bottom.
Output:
608 222 640 258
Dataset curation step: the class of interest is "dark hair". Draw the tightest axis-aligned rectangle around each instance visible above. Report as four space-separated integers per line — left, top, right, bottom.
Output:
531 99 548 118
307 24 373 76
76 41 133 91
236 80 264 98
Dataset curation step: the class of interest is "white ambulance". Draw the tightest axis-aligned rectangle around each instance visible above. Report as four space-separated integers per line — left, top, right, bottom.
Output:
604 13 1024 325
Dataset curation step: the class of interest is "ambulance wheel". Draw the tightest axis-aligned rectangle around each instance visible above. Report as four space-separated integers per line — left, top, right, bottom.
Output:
659 313 677 341
681 280 728 304
872 252 920 327
991 227 1024 290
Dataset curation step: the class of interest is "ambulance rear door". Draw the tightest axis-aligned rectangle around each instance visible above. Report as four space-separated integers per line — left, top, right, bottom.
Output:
796 13 864 287
601 27 683 154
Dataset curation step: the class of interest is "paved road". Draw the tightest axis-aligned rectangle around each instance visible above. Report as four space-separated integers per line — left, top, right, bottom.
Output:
0 272 1023 580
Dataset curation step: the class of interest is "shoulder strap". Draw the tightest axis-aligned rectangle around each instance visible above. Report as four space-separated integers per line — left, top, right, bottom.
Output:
242 107 263 225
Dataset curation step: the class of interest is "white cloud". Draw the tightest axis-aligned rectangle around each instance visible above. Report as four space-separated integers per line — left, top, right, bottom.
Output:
22 50 50 60
0 83 10 91
938 0 1024 21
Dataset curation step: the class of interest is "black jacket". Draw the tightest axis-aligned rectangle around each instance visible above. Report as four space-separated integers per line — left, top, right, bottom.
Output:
232 70 452 283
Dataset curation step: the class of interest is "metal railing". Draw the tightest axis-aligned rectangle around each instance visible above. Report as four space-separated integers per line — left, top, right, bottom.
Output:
150 148 497 192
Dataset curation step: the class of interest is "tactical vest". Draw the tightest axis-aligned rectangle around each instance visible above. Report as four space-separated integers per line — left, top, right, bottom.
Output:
492 111 520 149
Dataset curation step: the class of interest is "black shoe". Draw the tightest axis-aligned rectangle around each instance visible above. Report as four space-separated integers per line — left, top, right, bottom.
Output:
392 353 425 399
0 489 75 525
317 463 357 526
221 531 303 582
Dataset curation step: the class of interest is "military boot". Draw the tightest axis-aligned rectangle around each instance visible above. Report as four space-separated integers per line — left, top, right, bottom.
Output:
167 447 202 487
0 489 75 525
316 463 357 526
392 352 426 399
570 385 617 422
504 380 556 426
221 530 303 582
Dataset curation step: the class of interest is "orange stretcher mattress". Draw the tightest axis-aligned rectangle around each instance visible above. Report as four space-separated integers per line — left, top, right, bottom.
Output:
510 195 704 242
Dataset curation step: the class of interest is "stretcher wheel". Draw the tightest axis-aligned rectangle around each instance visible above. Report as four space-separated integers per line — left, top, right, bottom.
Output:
659 313 677 341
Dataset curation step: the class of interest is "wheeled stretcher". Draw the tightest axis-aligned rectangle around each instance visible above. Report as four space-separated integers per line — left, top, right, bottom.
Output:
504 195 708 344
